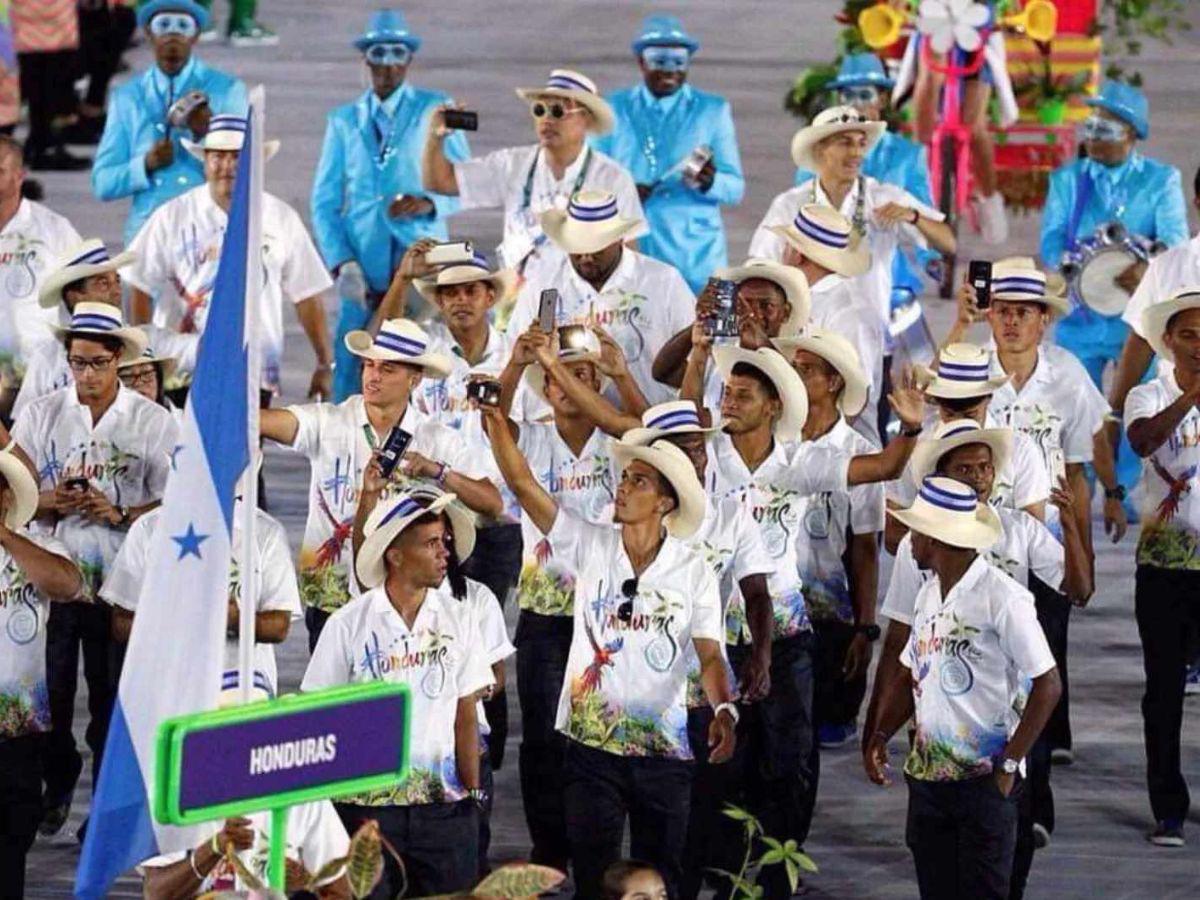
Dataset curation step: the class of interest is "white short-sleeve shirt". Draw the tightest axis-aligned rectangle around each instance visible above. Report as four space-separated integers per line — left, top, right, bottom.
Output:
13 384 178 594
454 143 647 287
899 556 1056 782
101 505 301 695
1123 233 1200 340
302 585 492 805
546 511 721 759
462 577 515 735
126 186 333 392
1125 371 1200 571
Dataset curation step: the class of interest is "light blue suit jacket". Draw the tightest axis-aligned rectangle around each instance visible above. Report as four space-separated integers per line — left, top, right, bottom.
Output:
310 86 470 293
593 83 744 292
92 58 247 244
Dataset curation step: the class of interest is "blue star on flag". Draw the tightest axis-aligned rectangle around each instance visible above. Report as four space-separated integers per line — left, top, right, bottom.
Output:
172 523 209 560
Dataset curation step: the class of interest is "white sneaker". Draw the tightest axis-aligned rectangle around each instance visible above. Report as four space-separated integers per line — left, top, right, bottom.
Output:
976 192 1009 245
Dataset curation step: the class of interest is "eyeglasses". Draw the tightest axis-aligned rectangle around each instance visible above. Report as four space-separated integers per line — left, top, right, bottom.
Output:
364 42 413 67
149 13 199 38
119 366 158 387
1081 115 1128 144
837 86 881 107
642 46 690 73
617 577 639 624
530 101 583 121
68 354 119 373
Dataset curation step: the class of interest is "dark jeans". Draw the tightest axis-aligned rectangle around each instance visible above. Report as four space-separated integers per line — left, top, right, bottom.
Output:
335 800 478 897
514 610 572 871
17 51 78 155
0 734 45 898
563 740 694 900
727 633 816 900
1031 575 1071 753
1010 745 1045 900
812 618 868 728
680 706 742 900
43 602 115 810
305 606 331 654
906 774 1021 900
1134 565 1200 823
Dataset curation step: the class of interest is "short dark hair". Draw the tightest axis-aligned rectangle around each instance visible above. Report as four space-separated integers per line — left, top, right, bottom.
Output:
934 393 988 414
730 362 779 401
62 277 90 305
601 860 662 900
65 333 124 356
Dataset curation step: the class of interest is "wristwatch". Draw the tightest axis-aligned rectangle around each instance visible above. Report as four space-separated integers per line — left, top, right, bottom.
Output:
714 701 740 725
115 505 131 527
1104 485 1127 501
899 422 922 438
467 787 489 809
854 623 882 641
997 757 1020 775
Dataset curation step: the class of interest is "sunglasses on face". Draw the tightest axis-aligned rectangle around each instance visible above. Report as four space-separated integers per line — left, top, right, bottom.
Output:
149 13 199 38
530 100 582 121
838 86 881 107
642 46 690 73
1081 115 1128 143
617 577 639 624
364 42 412 67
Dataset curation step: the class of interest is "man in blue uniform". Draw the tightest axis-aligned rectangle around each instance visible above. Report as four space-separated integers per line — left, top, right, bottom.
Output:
311 9 470 402
1040 80 1188 507
91 0 247 245
592 14 744 293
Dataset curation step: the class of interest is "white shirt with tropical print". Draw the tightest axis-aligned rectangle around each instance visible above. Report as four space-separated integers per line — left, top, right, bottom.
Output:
13 384 178 595
547 511 722 760
302 584 493 806
464 578 515 736
1126 370 1200 571
899 556 1055 782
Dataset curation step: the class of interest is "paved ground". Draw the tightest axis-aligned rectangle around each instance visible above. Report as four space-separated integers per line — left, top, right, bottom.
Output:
24 1 1200 896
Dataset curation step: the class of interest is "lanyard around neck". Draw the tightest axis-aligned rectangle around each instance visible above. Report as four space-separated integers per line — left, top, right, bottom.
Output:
521 146 593 211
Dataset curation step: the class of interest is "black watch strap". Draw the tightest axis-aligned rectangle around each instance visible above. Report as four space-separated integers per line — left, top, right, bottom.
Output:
855 623 881 641
1104 485 1126 501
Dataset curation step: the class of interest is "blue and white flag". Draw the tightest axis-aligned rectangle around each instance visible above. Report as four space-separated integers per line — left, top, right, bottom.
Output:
75 93 265 898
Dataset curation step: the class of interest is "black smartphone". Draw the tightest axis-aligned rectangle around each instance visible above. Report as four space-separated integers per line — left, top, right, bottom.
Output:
64 477 89 492
537 288 559 333
443 109 478 131
703 277 739 338
968 260 993 309
466 377 502 408
377 424 414 479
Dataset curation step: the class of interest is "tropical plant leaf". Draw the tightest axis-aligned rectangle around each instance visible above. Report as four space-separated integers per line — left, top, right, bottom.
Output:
345 821 386 899
309 853 351 888
471 863 566 899
223 844 265 891
796 851 819 874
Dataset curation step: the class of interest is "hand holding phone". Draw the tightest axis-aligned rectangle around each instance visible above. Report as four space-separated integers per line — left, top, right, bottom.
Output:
424 241 475 266
466 377 502 408
377 424 414 480
968 260 993 310
442 109 478 131
537 289 559 333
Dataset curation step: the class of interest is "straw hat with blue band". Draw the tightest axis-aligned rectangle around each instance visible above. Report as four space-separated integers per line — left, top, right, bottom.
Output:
182 114 280 162
829 53 895 91
917 342 1010 400
888 475 1002 550
1085 80 1149 140
610 438 707 539
0 446 38 530
908 419 1013 488
771 327 870 418
415 253 516 304
541 189 642 255
621 400 721 447
516 69 614 135
356 488 476 589
136 0 210 30
52 302 149 360
353 8 422 52
715 257 811 338
344 318 453 378
1142 287 1200 364
713 345 809 442
769 204 870 278
631 14 700 54
38 239 137 310
790 105 885 171
989 256 1070 317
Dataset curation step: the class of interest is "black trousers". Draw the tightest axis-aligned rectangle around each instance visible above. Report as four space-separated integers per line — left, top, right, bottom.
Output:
0 734 44 898
514 610 572 871
563 740 694 900
906 774 1021 900
77 3 135 109
1031 575 1071 752
335 800 478 897
1134 564 1200 823
812 617 869 728
17 51 78 155
43 602 115 809
726 633 816 900
680 706 742 900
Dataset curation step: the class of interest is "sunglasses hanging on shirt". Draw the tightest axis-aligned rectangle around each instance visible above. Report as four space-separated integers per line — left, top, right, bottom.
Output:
364 42 413 67
149 13 199 38
641 46 691 73
617 578 639 624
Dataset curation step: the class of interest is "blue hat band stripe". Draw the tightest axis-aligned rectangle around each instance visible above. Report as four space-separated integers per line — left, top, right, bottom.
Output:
210 115 248 132
919 481 977 512
795 214 849 249
547 75 594 95
374 332 427 356
569 200 618 222
941 424 980 440
378 496 426 529
71 314 121 331
70 247 111 267
647 409 700 430
937 361 989 381
992 276 1045 295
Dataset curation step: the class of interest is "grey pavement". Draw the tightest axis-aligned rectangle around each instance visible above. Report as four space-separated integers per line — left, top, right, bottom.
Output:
25 1 1200 896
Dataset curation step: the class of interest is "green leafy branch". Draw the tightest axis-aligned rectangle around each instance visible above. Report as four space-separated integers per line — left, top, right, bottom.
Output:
709 805 818 899
1094 0 1192 87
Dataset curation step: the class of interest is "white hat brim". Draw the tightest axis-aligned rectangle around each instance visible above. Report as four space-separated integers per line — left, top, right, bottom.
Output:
38 250 137 310
772 334 870 418
540 208 641 256
356 492 477 589
718 261 812 336
182 138 281 163
610 441 706 539
343 331 453 379
713 346 809 442
515 86 615 134
415 267 516 305
768 223 870 278
119 353 178 380
0 449 38 530
790 120 886 170
908 428 1013 488
1143 290 1200 363
888 502 1001 551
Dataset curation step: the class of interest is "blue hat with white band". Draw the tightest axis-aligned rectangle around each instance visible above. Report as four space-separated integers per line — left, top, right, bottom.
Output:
918 343 1011 400
888 475 1002 550
343 318 452 378
353 9 422 52
632 14 700 54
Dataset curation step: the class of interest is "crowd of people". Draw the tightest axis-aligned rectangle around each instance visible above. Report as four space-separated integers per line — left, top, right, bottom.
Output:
0 2 1197 899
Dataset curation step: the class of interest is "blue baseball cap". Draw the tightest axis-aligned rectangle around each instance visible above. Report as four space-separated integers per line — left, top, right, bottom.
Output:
353 9 422 53
631 14 699 55
1085 80 1149 140
137 0 210 31
829 53 894 91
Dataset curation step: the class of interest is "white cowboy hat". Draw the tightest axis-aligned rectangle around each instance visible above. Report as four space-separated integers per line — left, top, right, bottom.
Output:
716 258 811 337
769 204 870 278
621 400 720 447
356 488 477 590
908 419 1013 487
516 68 615 134
989 256 1071 318
344 318 453 379
1142 287 1200 364
916 342 1010 400
182 114 281 162
790 105 886 170
541 190 642 256
888 475 1002 551
771 328 870 417
610 438 706 539
523 325 604 398
118 345 178 380
38 239 136 310
52 302 149 361
713 345 809 442
415 254 516 305
0 447 38 530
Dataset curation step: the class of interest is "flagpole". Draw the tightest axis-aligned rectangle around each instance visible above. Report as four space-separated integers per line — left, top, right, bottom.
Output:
238 87 265 705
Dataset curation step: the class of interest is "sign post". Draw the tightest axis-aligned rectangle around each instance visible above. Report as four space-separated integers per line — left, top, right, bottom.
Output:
154 682 410 891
